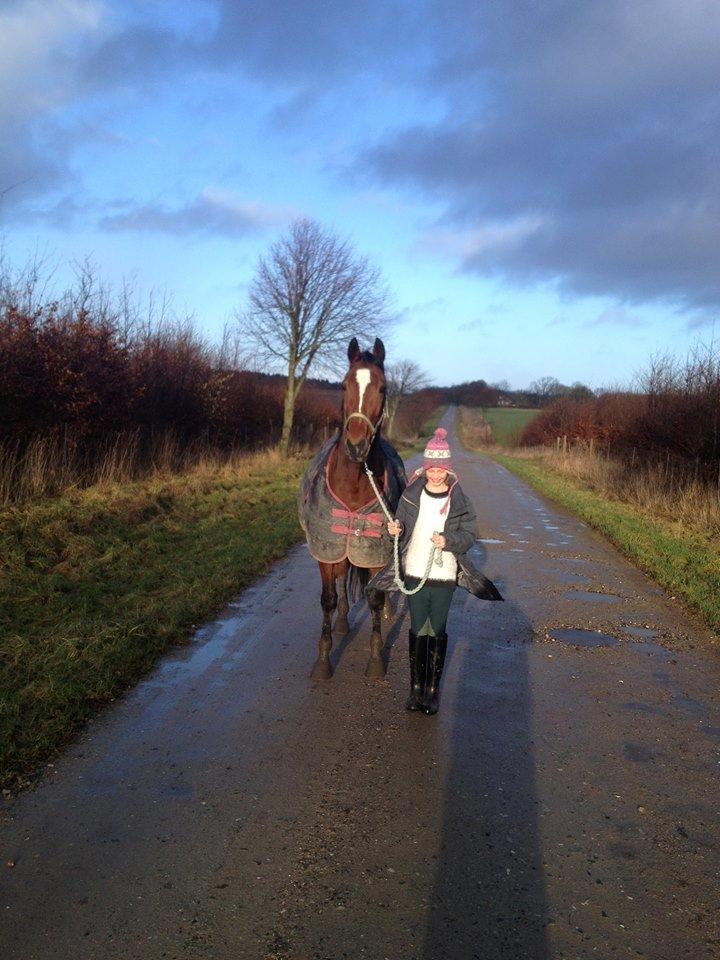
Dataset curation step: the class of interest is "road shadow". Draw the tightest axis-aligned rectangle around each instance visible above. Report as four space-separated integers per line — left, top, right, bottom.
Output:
329 590 407 674
421 582 550 957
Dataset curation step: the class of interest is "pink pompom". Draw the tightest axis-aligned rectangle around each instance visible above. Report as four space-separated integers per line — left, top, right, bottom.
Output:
434 427 447 440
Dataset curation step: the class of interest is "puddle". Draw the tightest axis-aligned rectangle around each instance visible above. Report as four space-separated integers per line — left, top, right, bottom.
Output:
626 640 673 660
564 589 621 604
622 625 659 640
510 548 524 552
554 572 591 585
478 538 505 544
548 628 620 648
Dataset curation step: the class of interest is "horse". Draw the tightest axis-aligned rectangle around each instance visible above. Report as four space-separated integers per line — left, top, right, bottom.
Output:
298 336 407 680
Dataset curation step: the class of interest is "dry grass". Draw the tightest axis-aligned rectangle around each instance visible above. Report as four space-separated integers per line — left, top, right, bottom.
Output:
457 407 492 447
0 430 310 506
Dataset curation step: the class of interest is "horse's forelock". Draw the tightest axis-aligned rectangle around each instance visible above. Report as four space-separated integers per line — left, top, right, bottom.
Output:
357 350 384 370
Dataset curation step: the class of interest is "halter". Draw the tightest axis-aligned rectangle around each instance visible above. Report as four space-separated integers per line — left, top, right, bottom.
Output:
343 408 385 442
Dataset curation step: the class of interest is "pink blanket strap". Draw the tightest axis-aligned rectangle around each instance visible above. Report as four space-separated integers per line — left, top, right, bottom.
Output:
330 507 385 538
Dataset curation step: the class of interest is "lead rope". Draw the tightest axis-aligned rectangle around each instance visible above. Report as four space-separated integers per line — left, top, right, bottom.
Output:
363 462 443 597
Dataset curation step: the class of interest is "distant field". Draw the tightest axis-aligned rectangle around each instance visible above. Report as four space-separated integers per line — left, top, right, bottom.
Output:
482 408 540 445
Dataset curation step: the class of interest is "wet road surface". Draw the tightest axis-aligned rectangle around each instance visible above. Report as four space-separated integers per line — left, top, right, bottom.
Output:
2 409 720 959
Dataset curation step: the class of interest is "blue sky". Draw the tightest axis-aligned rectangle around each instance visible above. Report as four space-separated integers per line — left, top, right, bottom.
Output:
1 0 718 390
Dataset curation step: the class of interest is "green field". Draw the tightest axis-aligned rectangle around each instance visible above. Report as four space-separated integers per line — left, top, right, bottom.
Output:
481 407 540 445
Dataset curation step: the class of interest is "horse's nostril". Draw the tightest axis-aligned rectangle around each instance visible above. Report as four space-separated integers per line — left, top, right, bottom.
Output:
346 439 369 461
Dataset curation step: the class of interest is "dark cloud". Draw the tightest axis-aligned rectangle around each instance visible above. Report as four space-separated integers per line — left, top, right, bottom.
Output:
98 190 292 236
208 0 421 84
0 115 85 225
364 0 720 311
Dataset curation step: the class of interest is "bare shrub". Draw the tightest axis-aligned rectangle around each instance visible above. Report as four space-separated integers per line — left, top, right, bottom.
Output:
0 259 339 503
393 388 444 441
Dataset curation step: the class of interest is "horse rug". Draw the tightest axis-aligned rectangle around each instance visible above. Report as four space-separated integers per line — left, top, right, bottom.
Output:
298 432 407 568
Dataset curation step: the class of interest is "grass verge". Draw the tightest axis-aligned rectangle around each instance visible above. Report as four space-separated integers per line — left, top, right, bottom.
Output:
0 450 308 789
488 451 720 636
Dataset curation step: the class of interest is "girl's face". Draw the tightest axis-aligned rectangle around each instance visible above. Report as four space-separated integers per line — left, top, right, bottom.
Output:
426 466 449 485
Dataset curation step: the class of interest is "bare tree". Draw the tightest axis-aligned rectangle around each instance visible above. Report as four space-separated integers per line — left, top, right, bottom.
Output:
384 359 429 438
529 375 562 406
237 218 389 455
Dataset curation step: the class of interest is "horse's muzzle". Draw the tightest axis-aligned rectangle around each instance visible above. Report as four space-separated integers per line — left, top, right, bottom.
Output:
345 437 371 462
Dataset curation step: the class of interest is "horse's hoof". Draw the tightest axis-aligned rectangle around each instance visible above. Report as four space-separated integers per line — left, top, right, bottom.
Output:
364 657 386 680
334 615 350 635
310 658 333 680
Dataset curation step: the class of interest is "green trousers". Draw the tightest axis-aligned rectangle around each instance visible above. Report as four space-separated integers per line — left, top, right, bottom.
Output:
405 578 456 636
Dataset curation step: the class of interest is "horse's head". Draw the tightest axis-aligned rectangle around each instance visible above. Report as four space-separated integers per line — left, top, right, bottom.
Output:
342 336 386 462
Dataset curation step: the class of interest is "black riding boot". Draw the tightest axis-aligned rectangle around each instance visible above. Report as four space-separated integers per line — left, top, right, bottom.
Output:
422 633 448 716
405 631 425 711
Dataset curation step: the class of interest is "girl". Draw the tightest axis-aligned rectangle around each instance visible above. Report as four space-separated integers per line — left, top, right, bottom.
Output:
367 427 503 715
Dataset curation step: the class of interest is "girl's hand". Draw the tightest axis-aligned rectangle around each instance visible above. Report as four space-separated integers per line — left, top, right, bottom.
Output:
387 519 403 536
431 533 446 549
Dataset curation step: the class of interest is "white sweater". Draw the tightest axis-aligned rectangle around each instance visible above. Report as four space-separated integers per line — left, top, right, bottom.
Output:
404 488 458 582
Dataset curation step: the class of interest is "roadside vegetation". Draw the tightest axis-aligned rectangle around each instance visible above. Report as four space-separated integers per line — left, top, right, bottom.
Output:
0 449 308 789
394 404 447 459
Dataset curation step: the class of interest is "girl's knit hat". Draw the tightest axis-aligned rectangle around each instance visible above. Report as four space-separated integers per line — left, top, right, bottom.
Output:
423 427 453 472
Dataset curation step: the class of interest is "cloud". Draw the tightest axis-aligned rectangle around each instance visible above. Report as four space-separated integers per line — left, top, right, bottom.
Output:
415 218 545 262
363 0 720 311
98 188 295 236
0 0 108 217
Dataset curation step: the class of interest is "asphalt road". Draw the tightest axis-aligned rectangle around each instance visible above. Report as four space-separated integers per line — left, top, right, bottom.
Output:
2 409 720 960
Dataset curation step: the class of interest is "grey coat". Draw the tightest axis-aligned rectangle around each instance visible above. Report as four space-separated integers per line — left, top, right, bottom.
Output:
366 475 504 601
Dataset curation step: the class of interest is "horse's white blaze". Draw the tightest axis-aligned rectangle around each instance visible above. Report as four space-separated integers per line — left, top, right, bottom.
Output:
355 368 371 412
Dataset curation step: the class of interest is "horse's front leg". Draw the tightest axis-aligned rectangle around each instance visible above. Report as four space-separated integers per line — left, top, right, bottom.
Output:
364 582 387 679
310 563 337 680
334 568 350 635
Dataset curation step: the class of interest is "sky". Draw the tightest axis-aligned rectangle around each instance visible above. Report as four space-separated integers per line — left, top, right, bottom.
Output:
1 0 718 391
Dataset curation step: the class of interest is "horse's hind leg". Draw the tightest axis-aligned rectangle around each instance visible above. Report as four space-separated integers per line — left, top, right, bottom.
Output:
335 567 350 635
310 563 336 680
382 592 394 621
364 585 387 679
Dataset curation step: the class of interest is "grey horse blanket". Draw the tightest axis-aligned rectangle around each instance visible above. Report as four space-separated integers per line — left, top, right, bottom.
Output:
299 431 407 568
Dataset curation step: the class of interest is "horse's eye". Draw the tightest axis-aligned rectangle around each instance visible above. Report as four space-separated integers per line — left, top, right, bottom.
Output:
380 386 386 394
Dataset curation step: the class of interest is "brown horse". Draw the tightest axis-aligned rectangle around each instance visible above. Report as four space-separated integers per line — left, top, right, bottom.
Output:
298 337 407 680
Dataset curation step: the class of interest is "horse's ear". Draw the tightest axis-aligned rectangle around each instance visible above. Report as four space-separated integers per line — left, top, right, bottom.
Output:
373 338 385 367
348 337 361 363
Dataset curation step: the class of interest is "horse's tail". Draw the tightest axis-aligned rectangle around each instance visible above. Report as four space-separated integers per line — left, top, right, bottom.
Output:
347 564 370 604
